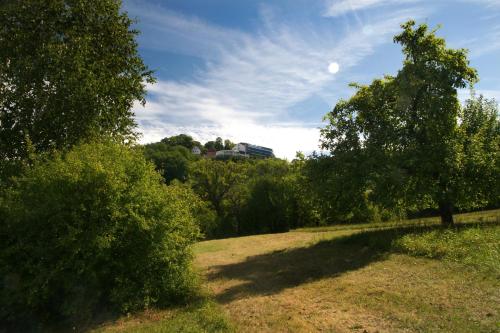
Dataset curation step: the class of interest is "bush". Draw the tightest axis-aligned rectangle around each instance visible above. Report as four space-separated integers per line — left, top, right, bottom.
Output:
0 142 200 328
168 180 218 238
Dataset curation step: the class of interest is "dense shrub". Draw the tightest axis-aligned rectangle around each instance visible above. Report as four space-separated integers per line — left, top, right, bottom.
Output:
169 180 218 238
240 176 293 234
143 142 196 184
0 142 199 328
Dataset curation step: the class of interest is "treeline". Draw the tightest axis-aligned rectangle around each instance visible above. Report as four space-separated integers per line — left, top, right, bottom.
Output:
142 136 317 237
140 20 500 236
143 83 500 235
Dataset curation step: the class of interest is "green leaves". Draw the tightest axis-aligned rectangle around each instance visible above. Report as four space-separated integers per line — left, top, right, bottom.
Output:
320 20 497 225
0 142 199 326
0 0 154 165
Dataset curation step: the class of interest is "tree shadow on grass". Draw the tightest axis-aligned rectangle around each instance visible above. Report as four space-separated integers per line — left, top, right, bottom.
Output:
206 222 494 304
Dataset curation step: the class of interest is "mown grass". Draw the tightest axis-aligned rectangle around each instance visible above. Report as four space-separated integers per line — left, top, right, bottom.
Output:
92 298 232 333
96 209 500 332
195 209 500 332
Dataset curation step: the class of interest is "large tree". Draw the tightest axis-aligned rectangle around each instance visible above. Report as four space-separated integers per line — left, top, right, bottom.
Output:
0 0 154 163
322 21 486 226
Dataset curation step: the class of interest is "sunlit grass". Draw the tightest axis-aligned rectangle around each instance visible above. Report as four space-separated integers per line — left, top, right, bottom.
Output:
97 209 500 332
394 225 500 275
294 208 500 233
91 298 232 333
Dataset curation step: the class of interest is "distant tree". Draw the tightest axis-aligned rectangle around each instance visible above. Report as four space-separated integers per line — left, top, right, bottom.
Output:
143 142 193 184
189 159 245 217
204 141 216 150
224 139 235 150
240 159 295 234
321 21 479 226
215 137 224 150
161 134 201 150
0 0 154 164
188 157 318 237
287 153 322 227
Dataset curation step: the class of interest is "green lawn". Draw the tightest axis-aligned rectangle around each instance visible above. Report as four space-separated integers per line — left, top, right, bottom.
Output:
95 209 500 332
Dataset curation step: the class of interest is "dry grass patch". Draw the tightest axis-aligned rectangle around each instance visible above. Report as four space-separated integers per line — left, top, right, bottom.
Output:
94 210 500 332
195 214 500 332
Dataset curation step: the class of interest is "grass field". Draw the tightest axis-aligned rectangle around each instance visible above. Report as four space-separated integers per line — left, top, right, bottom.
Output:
95 209 500 332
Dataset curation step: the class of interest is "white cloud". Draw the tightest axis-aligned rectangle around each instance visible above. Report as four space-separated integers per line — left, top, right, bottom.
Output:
324 0 419 16
324 0 500 18
470 26 500 57
458 89 500 103
138 121 322 160
123 1 247 59
129 3 427 159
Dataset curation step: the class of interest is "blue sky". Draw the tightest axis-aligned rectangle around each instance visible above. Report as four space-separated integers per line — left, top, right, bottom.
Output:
123 0 500 159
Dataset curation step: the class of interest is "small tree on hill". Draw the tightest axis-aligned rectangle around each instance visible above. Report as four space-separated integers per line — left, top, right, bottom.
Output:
161 134 202 150
215 137 224 150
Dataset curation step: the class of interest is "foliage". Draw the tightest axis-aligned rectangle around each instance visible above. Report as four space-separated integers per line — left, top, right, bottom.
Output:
189 158 314 237
320 20 494 225
459 94 500 209
203 137 234 151
239 159 293 234
286 153 322 227
143 142 196 184
394 225 500 275
302 152 404 225
240 176 292 234
0 142 199 328
215 137 224 150
190 159 248 236
161 134 202 151
224 139 236 150
169 180 218 239
0 0 154 164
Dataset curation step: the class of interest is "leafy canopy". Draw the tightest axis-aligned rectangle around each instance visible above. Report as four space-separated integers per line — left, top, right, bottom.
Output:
321 20 495 225
0 0 154 162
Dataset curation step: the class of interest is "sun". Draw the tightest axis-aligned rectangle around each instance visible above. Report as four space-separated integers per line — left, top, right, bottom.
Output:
328 62 340 74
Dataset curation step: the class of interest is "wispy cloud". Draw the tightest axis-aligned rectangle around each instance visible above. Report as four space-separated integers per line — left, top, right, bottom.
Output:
452 22 500 58
462 0 500 7
458 89 500 103
124 2 246 60
323 0 419 17
128 2 427 158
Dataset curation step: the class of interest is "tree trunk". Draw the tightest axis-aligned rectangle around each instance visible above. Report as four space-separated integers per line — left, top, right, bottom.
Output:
438 201 454 227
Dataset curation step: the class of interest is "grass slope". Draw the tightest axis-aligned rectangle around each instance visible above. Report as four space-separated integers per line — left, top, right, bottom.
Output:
96 209 500 332
91 299 231 333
